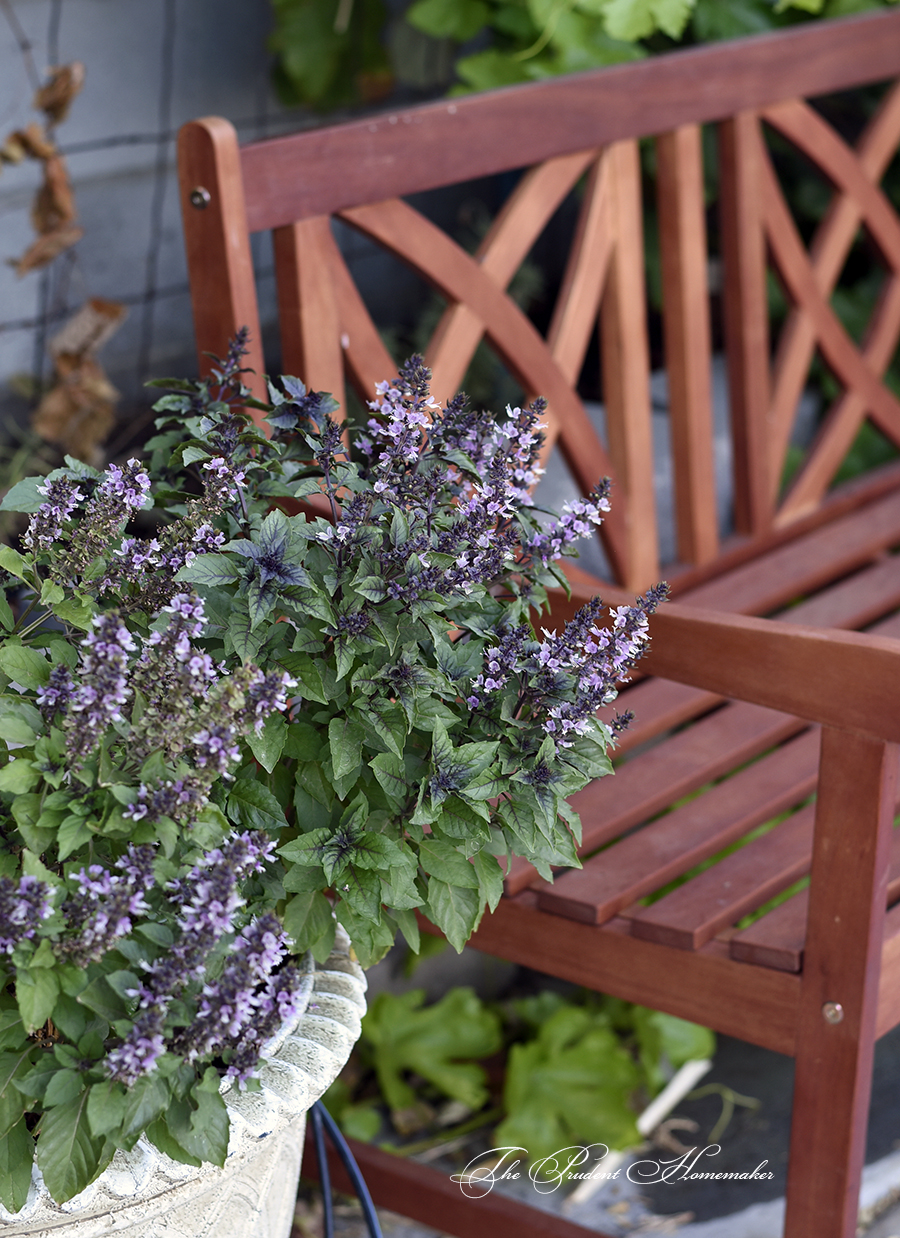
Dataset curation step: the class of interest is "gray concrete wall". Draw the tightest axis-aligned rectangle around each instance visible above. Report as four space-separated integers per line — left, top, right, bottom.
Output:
0 0 321 437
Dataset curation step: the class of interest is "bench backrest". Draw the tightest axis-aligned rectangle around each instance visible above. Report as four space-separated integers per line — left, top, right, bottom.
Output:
178 9 900 593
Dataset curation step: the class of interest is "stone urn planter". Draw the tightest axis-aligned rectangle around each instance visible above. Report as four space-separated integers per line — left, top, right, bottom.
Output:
0 928 366 1238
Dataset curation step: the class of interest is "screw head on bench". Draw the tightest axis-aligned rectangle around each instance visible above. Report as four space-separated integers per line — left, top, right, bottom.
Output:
822 1002 844 1025
189 187 211 210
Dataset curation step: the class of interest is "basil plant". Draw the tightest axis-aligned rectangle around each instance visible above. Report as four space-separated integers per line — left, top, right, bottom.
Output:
0 334 663 1207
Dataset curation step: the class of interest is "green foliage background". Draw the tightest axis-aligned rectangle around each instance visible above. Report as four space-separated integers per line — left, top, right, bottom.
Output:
269 0 900 110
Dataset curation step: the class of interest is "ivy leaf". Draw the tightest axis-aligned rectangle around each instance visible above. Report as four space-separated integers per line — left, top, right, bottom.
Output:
36 1090 108 1203
0 1117 33 1213
603 0 695 41
362 988 501 1112
496 1007 642 1162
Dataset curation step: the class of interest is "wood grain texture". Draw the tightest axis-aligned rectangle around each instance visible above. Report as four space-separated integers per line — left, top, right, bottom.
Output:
457 894 801 1055
273 217 345 408
303 1129 615 1238
177 118 266 407
718 112 771 535
656 125 718 565
538 728 819 925
428 149 597 404
600 141 659 591
783 730 897 1238
237 11 900 231
630 803 816 951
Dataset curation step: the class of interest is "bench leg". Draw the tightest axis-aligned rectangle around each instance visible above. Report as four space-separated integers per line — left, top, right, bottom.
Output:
783 730 896 1238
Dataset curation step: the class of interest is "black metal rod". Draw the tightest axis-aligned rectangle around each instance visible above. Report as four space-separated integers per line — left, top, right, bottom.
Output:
310 1103 335 1238
312 1101 384 1238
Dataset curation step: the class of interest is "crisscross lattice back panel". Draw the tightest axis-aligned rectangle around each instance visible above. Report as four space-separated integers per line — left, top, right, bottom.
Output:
178 8 900 592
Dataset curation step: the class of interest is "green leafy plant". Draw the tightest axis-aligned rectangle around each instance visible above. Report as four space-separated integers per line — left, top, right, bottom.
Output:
0 335 664 1207
326 983 715 1163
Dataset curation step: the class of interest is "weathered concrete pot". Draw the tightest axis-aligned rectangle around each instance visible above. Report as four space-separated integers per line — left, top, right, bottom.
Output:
0 927 366 1238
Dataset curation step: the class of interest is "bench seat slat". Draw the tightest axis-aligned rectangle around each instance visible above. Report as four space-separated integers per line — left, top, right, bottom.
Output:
505 552 900 895
729 826 900 972
629 803 816 950
680 488 900 614
537 727 820 925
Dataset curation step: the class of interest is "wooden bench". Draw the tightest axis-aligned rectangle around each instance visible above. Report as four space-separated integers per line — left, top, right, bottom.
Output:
178 11 900 1237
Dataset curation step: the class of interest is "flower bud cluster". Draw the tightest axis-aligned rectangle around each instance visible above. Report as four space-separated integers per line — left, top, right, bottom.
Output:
0 874 52 954
527 481 612 566
105 832 277 1085
65 612 136 763
58 844 155 965
64 459 151 577
23 476 84 552
466 584 668 748
172 912 303 1083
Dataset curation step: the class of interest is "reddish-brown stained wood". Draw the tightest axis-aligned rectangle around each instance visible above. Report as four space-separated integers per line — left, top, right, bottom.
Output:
177 119 266 407
784 731 897 1238
631 803 816 951
457 893 801 1055
546 153 615 387
641 603 900 743
656 125 718 566
273 218 345 407
730 888 808 972
718 111 771 535
876 902 900 1038
729 819 900 973
763 88 900 520
538 727 819 925
303 1130 615 1238
238 11 900 231
428 149 597 404
676 488 900 615
600 141 659 591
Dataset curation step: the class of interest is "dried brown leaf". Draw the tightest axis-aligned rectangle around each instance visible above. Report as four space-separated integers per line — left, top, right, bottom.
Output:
12 122 56 160
50 299 128 360
13 222 84 276
31 155 77 233
0 134 26 164
32 354 118 466
33 63 85 124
